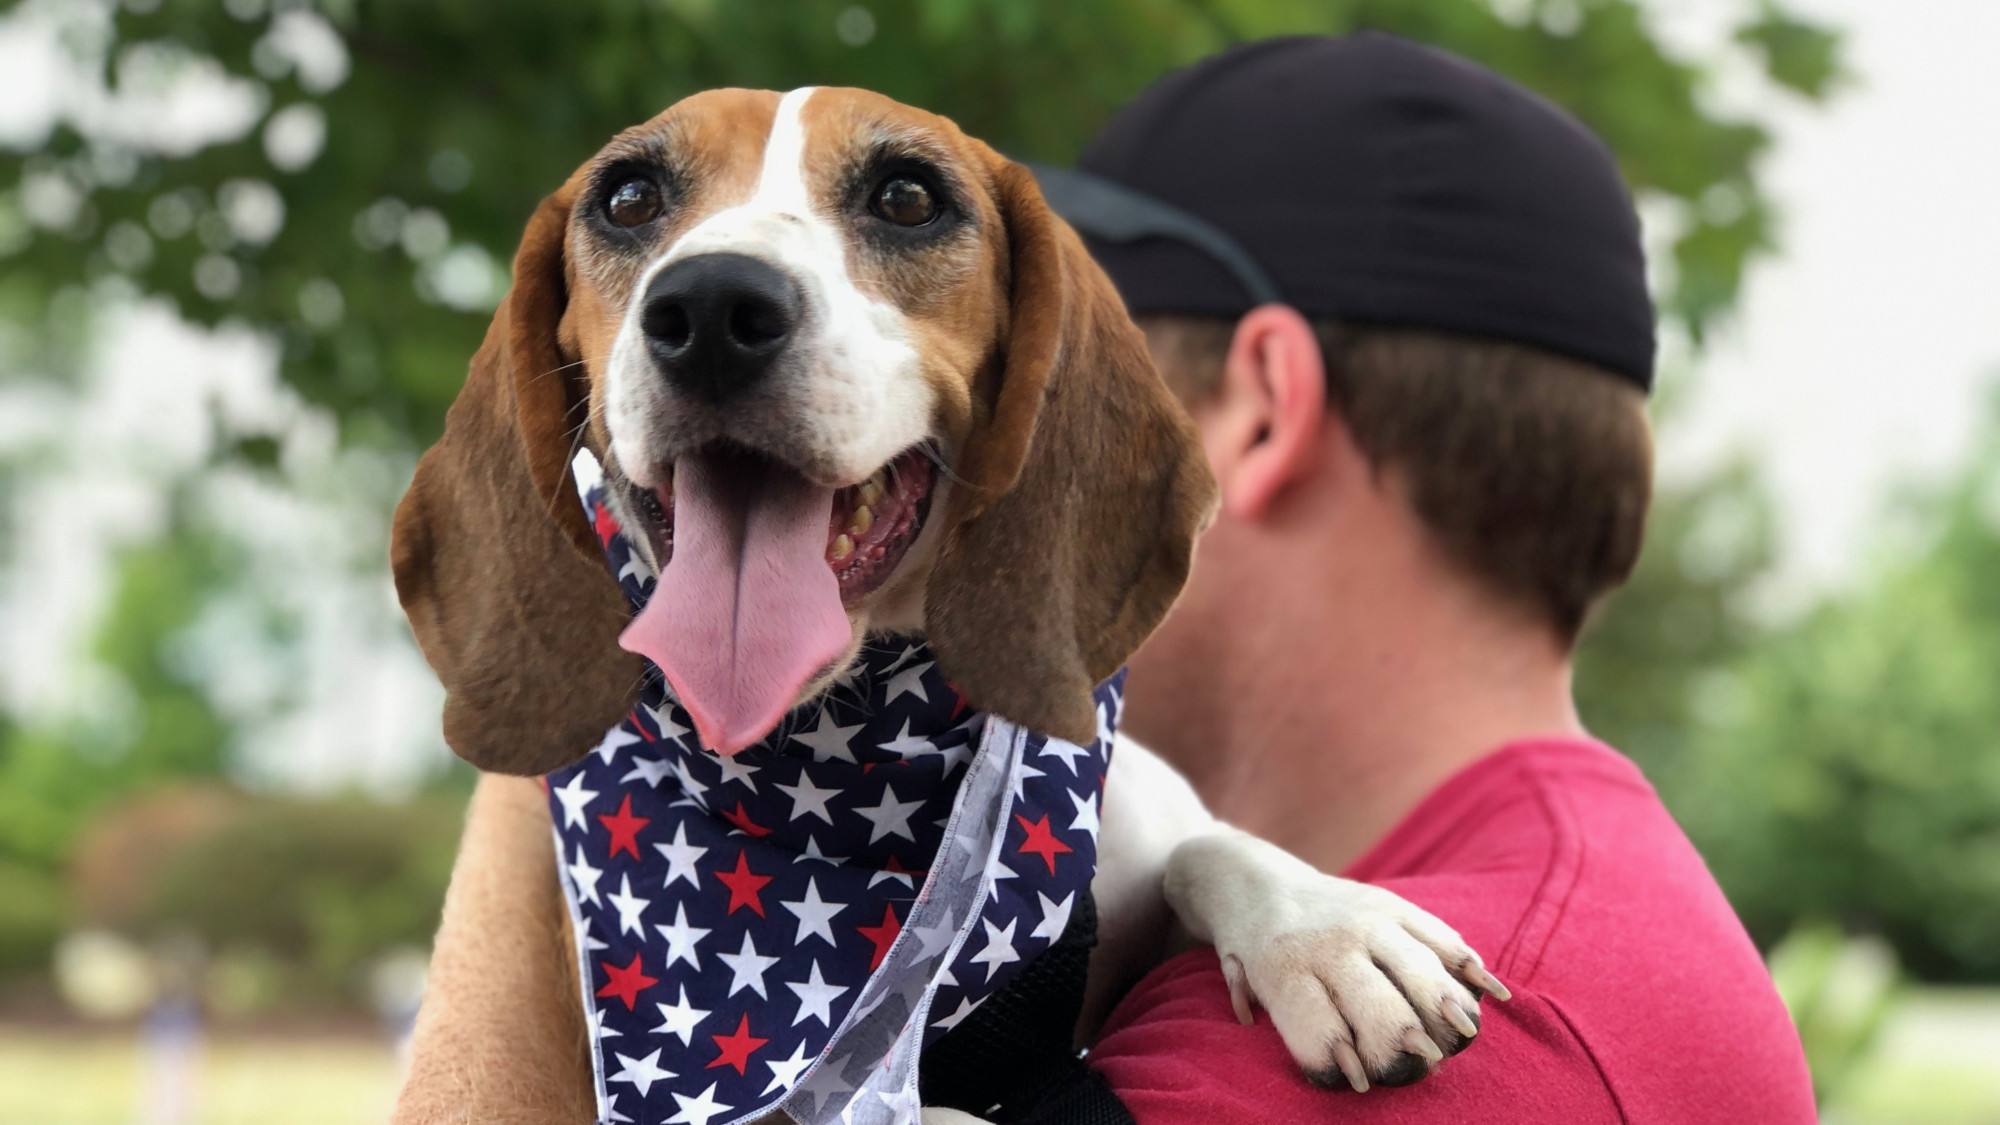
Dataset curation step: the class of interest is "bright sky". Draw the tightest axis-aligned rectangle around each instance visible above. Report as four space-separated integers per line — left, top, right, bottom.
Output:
1654 0 2000 595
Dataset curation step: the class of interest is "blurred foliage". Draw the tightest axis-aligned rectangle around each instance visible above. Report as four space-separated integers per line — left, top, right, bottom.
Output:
63 783 460 1005
1768 921 1900 1104
1661 391 2000 983
1 0 1840 446
1576 454 1777 780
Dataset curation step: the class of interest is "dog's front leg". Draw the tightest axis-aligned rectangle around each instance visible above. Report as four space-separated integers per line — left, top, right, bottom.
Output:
393 775 597 1125
1164 829 1509 1090
1091 735 1506 1090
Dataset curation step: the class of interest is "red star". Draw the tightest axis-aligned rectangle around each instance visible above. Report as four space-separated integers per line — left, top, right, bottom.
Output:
1014 812 1074 874
705 1013 769 1075
945 679 973 720
629 708 657 741
714 850 773 916
884 854 927 881
592 501 622 547
857 902 902 970
719 800 772 837
597 794 650 860
594 953 657 1011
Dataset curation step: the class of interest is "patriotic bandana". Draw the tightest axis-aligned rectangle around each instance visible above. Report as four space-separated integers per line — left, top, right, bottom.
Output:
548 453 1119 1125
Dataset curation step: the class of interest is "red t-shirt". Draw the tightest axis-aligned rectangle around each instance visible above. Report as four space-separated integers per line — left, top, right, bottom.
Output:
1090 737 1816 1124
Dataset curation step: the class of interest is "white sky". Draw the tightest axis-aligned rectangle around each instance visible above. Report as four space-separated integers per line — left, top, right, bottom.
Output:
1654 0 2000 595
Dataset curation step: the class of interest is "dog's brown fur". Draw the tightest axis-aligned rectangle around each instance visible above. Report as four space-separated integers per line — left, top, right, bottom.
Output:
391 88 1212 775
390 88 1215 1122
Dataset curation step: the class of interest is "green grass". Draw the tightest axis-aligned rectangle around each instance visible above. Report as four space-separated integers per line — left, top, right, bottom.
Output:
0 1030 399 1125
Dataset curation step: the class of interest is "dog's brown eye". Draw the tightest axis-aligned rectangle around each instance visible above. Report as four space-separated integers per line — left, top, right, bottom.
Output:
606 177 663 227
869 175 937 226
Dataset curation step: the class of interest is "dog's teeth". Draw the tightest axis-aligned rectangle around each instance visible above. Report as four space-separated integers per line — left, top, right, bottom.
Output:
851 505 874 535
860 479 884 506
830 534 853 561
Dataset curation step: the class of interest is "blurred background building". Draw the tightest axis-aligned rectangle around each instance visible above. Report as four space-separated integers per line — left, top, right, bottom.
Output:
0 0 1996 1122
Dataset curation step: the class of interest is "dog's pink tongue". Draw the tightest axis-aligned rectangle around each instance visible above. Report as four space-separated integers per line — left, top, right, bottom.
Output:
619 450 848 755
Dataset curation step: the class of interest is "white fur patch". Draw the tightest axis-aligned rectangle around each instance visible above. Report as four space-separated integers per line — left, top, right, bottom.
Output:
605 87 933 488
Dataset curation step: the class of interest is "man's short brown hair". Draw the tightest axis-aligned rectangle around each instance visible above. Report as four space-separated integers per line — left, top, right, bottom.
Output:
1139 316 1653 643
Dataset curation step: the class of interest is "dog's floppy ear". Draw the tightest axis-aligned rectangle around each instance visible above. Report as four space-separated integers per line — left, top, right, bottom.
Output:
925 155 1219 744
391 190 642 775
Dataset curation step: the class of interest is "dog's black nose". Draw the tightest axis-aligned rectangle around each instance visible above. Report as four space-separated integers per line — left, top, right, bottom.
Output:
640 252 802 402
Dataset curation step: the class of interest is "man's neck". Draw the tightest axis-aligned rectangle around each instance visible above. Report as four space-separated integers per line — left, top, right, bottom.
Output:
1178 539 1586 873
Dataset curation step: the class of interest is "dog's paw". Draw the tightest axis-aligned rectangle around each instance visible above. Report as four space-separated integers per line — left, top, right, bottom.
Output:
1218 877 1509 1090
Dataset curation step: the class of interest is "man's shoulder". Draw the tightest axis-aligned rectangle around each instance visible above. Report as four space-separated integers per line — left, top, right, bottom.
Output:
1091 949 1625 1124
1091 738 1818 1124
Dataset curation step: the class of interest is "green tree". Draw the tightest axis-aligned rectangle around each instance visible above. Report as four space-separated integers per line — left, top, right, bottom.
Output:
4 0 1841 448
1670 389 2000 982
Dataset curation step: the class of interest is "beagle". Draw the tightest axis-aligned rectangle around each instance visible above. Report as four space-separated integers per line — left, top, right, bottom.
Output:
389 87 1502 1125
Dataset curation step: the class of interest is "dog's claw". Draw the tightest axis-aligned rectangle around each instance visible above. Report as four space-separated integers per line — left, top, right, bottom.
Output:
1465 962 1512 1001
1443 998 1480 1040
1222 953 1255 1026
1332 1040 1370 1092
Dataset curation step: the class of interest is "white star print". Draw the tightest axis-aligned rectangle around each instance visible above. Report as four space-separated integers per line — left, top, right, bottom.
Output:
780 878 848 947
1096 700 1116 750
552 772 599 829
789 708 862 763
882 661 934 705
641 700 691 747
649 985 710 1047
879 643 924 677
605 873 651 937
616 550 652 586
867 864 916 890
796 1054 853 1114
931 994 983 1031
795 835 847 865
852 783 925 843
1039 737 1090 775
593 1006 621 1040
969 917 1021 980
622 755 673 788
608 1048 674 1098
566 844 604 907
1012 759 1047 801
654 903 711 971
652 822 709 890
775 771 840 823
664 1081 731 1125
912 919 958 960
593 726 642 765
718 931 781 998
877 718 936 759
710 752 760 792
760 1039 814 1096
1068 789 1101 842
1031 891 1075 943
785 960 851 1027
668 757 710 807
986 860 1017 902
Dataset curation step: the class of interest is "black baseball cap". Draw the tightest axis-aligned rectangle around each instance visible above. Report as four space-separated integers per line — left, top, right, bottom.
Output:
1035 32 1656 390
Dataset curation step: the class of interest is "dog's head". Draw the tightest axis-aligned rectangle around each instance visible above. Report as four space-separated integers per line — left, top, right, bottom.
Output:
391 87 1215 771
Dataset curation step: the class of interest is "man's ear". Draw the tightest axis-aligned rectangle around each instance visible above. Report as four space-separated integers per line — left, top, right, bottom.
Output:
390 191 642 775
1210 304 1329 521
924 153 1219 744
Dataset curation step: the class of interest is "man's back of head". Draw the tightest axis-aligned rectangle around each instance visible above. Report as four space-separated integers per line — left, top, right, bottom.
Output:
1062 35 1814 1125
1041 35 1659 837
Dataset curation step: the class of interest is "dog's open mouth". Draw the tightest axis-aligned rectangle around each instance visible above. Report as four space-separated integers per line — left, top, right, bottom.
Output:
616 444 937 754
825 446 936 601
625 445 936 603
